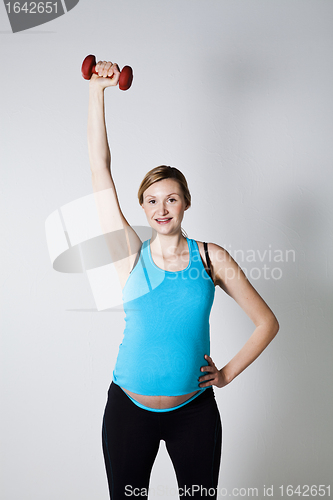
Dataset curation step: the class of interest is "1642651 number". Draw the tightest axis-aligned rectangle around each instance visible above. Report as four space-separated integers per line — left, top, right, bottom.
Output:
5 2 58 14
279 485 330 496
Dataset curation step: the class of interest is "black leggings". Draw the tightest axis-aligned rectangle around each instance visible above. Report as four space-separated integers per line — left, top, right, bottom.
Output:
102 382 222 499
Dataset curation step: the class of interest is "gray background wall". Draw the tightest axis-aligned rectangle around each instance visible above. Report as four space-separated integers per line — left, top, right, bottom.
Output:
1 1 332 498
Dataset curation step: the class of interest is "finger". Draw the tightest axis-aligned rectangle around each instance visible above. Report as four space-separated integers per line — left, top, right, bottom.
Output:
103 61 113 77
204 354 214 365
96 61 110 77
108 63 120 78
199 372 216 383
101 61 112 78
106 64 115 80
95 61 105 75
199 371 217 386
108 64 120 86
200 365 213 372
199 379 214 388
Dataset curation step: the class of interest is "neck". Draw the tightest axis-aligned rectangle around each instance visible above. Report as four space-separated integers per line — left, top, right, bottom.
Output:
150 230 187 258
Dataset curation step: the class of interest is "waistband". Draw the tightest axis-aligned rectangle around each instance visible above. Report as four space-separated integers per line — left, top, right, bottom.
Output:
111 382 213 413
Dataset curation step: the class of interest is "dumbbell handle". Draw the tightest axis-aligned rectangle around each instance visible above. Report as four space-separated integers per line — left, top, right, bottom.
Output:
81 54 133 91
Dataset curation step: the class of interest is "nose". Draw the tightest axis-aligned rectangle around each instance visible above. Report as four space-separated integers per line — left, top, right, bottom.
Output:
156 201 169 215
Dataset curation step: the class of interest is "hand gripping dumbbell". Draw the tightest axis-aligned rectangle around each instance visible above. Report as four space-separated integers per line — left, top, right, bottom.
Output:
81 54 133 90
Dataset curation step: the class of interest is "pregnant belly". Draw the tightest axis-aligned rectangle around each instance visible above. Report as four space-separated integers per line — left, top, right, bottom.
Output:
121 387 200 409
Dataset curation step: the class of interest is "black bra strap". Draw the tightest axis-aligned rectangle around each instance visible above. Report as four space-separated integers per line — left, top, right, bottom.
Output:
203 242 212 278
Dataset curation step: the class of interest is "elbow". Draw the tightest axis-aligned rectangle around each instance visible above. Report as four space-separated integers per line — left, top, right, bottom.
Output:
271 315 279 339
258 309 279 338
260 312 279 341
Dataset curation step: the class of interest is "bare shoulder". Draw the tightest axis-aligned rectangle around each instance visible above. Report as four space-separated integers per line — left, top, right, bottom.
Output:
197 241 234 267
195 240 216 263
202 242 244 290
195 241 229 287
205 242 230 261
202 242 279 330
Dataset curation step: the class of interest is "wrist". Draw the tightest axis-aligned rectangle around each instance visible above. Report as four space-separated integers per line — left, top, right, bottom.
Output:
220 366 234 385
89 79 105 94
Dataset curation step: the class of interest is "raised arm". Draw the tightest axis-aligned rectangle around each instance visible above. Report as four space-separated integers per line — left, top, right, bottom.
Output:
87 61 141 288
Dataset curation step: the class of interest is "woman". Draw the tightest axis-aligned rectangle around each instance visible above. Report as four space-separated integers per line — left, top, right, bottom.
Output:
88 60 279 499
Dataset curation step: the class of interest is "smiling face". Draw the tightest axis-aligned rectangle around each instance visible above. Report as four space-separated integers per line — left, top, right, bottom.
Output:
141 178 189 235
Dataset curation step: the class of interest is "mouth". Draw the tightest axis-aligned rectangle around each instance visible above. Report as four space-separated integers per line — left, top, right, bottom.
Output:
155 218 172 225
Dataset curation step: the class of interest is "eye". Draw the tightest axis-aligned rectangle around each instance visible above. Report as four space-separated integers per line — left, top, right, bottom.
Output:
168 198 176 203
148 200 156 204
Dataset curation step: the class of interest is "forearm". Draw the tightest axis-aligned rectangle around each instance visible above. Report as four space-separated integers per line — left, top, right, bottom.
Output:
87 84 111 172
222 316 279 384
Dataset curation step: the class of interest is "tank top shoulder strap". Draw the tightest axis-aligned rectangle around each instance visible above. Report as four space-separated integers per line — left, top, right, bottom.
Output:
188 239 212 280
203 242 212 279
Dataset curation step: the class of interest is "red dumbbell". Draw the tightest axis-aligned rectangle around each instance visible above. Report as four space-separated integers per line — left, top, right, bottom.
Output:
81 54 133 91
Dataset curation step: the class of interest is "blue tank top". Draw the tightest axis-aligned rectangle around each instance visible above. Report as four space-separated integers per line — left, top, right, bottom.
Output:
112 238 215 396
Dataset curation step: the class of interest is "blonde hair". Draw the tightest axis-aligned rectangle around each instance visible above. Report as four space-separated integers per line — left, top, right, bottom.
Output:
138 165 191 238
